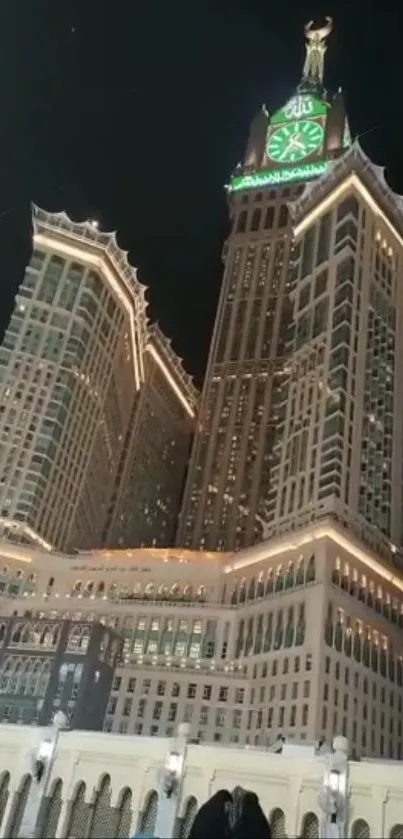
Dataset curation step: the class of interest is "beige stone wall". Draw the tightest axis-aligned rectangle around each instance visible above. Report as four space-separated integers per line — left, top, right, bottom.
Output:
1 726 403 838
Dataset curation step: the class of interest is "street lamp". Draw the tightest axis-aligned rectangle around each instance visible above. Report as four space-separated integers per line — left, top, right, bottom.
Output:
153 722 190 839
17 710 67 839
318 735 349 839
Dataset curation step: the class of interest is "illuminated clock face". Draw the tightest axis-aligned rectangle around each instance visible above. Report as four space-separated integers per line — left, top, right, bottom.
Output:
267 120 324 163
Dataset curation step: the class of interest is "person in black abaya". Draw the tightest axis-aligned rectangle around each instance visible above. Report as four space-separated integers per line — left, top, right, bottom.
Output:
188 789 232 839
230 787 272 839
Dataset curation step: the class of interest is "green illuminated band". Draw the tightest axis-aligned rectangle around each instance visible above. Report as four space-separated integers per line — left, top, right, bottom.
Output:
229 161 329 192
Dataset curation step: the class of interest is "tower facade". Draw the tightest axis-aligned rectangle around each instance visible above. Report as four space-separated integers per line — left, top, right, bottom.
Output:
0 208 196 552
178 19 351 551
103 324 198 549
265 143 403 555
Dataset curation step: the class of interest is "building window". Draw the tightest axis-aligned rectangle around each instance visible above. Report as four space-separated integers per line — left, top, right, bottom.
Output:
123 698 132 717
137 700 146 718
237 211 247 233
203 684 212 700
183 705 193 723
278 204 289 227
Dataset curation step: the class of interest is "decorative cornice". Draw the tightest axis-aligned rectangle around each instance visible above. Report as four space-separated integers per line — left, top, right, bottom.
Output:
289 141 403 239
31 206 197 413
147 323 198 408
32 205 148 310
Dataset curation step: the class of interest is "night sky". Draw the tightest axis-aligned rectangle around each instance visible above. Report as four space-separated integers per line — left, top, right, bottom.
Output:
1 0 403 385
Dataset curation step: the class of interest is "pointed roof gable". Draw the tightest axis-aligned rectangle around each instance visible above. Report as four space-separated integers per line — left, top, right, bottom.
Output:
290 141 403 242
32 205 148 306
32 205 197 418
32 204 149 388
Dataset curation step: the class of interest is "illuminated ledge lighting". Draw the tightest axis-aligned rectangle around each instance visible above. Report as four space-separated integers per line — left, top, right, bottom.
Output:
223 521 403 594
0 517 52 553
294 173 403 249
34 233 142 389
147 344 195 419
0 546 33 564
228 161 328 192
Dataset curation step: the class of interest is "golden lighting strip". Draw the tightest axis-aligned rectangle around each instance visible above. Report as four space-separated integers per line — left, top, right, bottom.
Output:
224 522 403 594
34 233 142 390
0 548 33 564
0 517 52 553
147 343 195 418
294 173 403 249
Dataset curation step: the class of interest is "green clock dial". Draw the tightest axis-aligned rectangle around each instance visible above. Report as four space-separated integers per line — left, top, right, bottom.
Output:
267 120 324 163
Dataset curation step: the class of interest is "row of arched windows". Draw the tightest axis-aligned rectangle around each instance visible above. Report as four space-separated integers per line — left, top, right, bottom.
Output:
71 579 208 603
66 624 91 651
66 625 120 664
0 566 210 605
332 559 403 629
0 656 51 698
1 773 395 839
0 569 38 597
7 621 59 648
4 619 119 660
228 555 315 606
235 604 306 659
325 605 403 686
0 568 36 582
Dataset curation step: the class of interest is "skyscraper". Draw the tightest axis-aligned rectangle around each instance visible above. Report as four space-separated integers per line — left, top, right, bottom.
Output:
264 144 403 554
177 19 353 551
3 19 403 764
0 207 197 552
103 324 198 549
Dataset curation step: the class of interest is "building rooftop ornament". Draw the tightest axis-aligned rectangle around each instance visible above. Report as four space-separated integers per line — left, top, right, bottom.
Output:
290 139 403 244
299 17 333 94
32 205 148 388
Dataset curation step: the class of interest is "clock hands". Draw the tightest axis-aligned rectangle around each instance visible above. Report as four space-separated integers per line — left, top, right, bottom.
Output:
289 137 306 151
280 134 305 161
277 122 307 161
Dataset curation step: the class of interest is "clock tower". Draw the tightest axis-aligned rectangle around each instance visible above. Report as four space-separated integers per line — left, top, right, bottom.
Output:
177 19 352 551
233 17 351 193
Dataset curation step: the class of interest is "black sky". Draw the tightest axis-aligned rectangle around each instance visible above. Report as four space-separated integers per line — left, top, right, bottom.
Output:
1 0 403 384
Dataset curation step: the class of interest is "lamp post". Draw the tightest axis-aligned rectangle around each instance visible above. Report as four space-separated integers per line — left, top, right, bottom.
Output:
17 710 67 839
318 736 349 839
151 722 190 839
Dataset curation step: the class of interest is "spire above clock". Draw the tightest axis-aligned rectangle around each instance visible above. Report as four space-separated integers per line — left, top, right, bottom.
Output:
298 17 333 96
235 15 349 185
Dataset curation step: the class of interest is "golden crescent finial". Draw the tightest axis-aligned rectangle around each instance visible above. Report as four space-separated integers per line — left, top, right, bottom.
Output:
305 17 333 41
